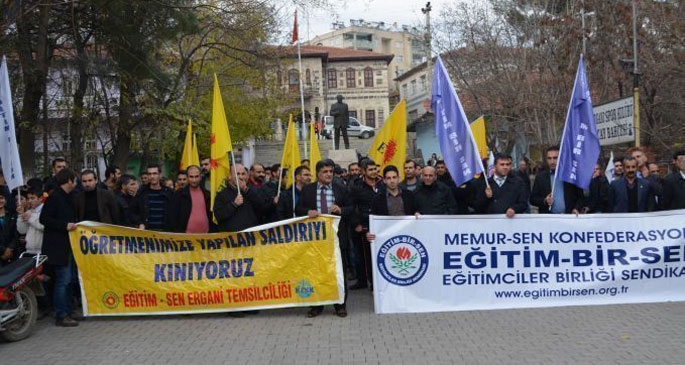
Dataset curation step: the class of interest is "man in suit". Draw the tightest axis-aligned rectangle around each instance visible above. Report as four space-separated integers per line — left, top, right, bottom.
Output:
329 94 350 149
474 153 528 217
39 169 80 327
530 146 584 214
74 170 119 224
296 159 353 318
661 150 685 210
609 156 654 213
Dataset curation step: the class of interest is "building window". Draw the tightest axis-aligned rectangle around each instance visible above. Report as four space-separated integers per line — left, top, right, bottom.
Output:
346 68 355 88
376 78 383 85
327 68 337 89
396 55 404 63
305 69 311 86
349 110 357 119
365 110 376 128
85 154 98 170
401 84 408 98
364 67 374 87
411 80 417 95
378 109 385 125
420 75 427 91
288 69 299 92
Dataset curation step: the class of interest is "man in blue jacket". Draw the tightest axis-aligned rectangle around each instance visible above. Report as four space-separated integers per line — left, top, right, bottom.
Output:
608 156 654 213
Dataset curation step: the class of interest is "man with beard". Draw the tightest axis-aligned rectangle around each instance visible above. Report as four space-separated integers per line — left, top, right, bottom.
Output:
608 156 654 213
278 165 312 219
530 146 584 214
74 170 119 224
213 164 272 232
171 166 212 233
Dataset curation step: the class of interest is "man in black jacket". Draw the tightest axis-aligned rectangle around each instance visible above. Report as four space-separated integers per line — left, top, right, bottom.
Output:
296 159 353 318
473 153 528 217
366 165 417 242
214 163 272 232
171 166 213 233
414 166 458 215
39 169 80 327
115 174 138 227
582 164 610 213
530 146 584 214
131 164 175 231
74 170 120 224
661 150 685 210
278 165 311 219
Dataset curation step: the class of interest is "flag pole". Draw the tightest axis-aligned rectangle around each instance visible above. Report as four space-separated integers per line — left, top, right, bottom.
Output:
291 169 296 218
277 166 283 197
295 9 308 158
550 55 584 209
229 151 241 197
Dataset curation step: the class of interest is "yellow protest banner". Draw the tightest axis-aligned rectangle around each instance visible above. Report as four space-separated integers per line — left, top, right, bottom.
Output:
70 216 344 316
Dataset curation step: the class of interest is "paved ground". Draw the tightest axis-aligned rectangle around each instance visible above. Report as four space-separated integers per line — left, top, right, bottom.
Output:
2 289 685 364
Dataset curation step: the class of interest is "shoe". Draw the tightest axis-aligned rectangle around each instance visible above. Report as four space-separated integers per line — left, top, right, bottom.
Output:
334 307 347 318
350 282 368 290
307 307 322 318
227 312 246 318
55 316 79 327
69 313 85 321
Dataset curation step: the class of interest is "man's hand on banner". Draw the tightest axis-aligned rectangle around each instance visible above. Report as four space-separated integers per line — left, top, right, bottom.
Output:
366 232 375 242
505 208 515 218
329 204 341 214
307 210 319 218
67 223 77 231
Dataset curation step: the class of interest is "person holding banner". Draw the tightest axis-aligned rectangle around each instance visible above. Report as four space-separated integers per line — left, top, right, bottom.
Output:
414 166 458 215
39 169 81 327
608 157 654 213
214 163 272 232
366 165 417 243
661 150 685 210
530 146 584 214
473 153 528 217
74 170 120 225
296 159 353 318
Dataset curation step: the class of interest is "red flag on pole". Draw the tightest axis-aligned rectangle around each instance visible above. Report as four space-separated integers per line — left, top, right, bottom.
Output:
292 10 298 44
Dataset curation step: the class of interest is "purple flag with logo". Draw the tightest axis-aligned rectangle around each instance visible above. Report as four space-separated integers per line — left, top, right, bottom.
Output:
431 56 483 186
556 57 600 189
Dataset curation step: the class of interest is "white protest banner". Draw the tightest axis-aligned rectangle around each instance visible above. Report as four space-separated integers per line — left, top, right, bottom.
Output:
370 211 685 314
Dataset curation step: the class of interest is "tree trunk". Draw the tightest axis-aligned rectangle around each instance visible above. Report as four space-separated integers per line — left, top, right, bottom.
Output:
69 36 90 173
112 75 133 169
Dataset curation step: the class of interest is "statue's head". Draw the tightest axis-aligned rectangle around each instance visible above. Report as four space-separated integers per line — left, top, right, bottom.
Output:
336 94 344 102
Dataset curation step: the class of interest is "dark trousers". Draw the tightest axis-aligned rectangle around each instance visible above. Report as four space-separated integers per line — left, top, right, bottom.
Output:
353 231 372 286
311 231 349 311
334 126 349 149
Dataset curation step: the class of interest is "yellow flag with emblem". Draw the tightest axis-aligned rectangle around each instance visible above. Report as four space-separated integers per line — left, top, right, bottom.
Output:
280 115 301 187
191 133 199 167
368 100 407 180
180 120 200 170
210 74 233 220
309 119 322 172
470 115 487 161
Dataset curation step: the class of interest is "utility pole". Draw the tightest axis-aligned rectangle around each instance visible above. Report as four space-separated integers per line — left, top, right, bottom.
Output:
422 2 432 94
632 0 641 147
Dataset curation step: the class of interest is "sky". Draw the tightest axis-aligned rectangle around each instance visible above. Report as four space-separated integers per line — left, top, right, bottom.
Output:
297 0 461 42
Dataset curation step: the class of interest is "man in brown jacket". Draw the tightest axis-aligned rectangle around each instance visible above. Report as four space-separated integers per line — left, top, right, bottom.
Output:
74 170 119 224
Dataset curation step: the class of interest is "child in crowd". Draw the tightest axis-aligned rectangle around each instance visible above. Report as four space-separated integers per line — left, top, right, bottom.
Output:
16 188 45 254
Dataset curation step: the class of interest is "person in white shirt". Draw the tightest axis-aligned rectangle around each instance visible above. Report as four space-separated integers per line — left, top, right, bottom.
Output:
16 188 45 254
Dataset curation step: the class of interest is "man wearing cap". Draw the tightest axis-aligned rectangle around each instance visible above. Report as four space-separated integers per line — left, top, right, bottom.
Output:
329 94 350 150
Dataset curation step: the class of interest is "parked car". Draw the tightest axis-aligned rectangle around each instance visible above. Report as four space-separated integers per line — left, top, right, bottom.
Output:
321 116 375 139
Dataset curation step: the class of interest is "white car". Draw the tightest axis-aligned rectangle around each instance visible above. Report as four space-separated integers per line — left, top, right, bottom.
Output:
321 116 375 139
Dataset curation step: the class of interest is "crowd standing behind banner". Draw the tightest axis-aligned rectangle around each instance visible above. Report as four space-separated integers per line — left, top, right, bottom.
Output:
0 148 684 327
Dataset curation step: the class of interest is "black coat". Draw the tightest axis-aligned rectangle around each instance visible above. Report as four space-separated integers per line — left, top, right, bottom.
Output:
530 170 584 213
473 176 528 214
116 193 136 227
329 101 350 128
585 175 610 213
413 181 458 215
0 213 18 254
370 187 416 216
295 182 353 218
170 186 213 233
213 184 271 232
278 186 304 220
348 177 383 228
661 172 685 210
39 187 77 266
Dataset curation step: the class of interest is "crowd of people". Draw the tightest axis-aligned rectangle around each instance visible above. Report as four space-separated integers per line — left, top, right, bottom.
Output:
0 147 683 326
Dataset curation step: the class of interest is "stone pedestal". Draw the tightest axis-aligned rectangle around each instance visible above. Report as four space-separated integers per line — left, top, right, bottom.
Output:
327 149 358 167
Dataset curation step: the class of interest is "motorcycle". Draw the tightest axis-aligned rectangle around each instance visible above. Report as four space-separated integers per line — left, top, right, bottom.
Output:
0 253 47 342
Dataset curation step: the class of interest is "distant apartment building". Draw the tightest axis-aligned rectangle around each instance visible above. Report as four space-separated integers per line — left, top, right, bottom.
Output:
278 45 393 129
308 20 426 89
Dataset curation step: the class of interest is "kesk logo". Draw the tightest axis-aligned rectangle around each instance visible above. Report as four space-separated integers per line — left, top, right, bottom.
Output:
377 235 429 286
102 291 120 309
295 279 314 298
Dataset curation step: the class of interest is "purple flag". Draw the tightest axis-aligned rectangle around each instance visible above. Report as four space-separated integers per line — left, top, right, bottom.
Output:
557 57 600 189
431 56 483 186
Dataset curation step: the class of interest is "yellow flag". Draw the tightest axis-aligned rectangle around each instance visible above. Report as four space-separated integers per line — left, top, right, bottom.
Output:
280 115 301 187
180 120 200 170
191 133 200 167
470 116 488 160
368 100 407 180
210 74 234 216
309 119 322 171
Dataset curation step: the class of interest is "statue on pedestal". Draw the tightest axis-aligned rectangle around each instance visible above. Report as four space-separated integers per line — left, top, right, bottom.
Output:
329 94 350 150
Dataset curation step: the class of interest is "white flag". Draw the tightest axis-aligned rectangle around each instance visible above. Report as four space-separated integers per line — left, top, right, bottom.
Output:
0 56 24 190
487 151 495 177
605 151 615 183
